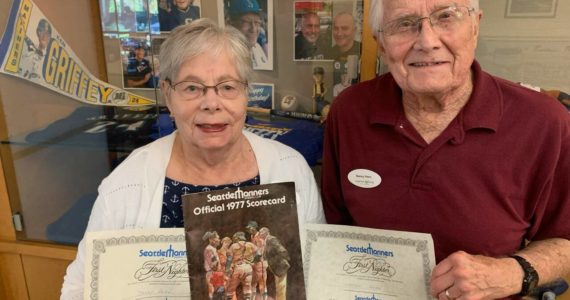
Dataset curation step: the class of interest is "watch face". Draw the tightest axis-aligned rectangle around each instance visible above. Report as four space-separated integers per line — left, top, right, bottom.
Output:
528 273 539 291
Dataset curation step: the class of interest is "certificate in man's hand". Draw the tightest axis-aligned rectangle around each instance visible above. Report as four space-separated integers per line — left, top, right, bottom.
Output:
304 224 435 300
83 228 190 300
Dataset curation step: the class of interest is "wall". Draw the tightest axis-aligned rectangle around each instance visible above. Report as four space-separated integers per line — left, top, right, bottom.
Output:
477 0 570 91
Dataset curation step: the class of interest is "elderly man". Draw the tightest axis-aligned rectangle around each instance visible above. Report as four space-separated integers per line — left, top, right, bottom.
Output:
228 0 269 69
321 1 570 300
294 12 328 60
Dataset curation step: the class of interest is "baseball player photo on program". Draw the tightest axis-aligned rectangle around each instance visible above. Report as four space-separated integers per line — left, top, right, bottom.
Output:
218 0 274 70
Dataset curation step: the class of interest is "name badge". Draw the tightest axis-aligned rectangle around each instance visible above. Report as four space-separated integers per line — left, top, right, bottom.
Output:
348 169 381 188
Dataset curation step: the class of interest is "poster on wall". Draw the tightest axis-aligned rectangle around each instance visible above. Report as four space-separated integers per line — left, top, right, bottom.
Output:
0 0 156 106
218 0 274 70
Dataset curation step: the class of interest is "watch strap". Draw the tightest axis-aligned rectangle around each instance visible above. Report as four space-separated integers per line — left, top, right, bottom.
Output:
510 255 539 296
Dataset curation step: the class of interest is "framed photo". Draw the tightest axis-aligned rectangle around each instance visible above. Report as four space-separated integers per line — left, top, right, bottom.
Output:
248 83 275 109
330 0 363 95
293 1 333 61
157 0 202 32
218 0 274 70
98 0 202 33
119 35 158 89
505 0 558 18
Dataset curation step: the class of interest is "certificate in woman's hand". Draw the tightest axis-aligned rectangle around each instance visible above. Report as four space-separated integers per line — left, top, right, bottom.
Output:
83 228 190 300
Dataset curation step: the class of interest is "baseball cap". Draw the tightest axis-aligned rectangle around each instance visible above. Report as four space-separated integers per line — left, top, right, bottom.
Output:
229 0 261 16
245 220 258 230
233 231 246 241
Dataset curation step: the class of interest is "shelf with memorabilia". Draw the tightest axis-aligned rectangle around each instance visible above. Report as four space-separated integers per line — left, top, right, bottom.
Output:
95 0 375 168
97 0 373 125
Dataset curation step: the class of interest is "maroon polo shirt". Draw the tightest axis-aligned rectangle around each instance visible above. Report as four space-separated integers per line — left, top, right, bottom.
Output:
322 61 570 263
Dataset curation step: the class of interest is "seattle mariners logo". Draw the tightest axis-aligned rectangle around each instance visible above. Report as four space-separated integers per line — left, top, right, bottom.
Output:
245 0 254 8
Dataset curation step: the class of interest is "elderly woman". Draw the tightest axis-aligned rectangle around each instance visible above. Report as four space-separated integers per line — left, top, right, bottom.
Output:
322 0 570 299
61 19 325 298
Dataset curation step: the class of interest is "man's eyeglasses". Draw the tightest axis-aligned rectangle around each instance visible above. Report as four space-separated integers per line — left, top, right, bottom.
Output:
166 79 248 100
378 6 476 41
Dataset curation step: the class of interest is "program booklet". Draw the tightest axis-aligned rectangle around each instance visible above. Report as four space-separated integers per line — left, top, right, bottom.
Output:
182 182 306 300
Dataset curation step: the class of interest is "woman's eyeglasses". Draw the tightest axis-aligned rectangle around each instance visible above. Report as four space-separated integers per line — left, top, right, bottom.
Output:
166 79 248 100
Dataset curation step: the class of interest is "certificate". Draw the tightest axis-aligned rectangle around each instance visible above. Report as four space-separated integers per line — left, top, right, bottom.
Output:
304 224 435 300
84 228 190 300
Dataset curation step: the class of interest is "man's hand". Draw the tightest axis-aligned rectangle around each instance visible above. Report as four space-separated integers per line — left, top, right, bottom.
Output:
430 251 523 300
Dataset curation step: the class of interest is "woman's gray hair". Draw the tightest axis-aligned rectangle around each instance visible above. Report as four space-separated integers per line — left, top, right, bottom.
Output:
159 18 253 84
368 0 480 38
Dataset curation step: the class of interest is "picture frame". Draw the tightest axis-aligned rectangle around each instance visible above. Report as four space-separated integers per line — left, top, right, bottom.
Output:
157 0 202 32
119 35 158 90
505 0 558 18
218 0 274 70
248 83 275 109
98 0 202 33
293 1 334 61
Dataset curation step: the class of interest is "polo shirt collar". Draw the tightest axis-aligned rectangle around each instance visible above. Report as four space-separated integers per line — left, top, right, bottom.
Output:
462 60 503 132
369 60 503 132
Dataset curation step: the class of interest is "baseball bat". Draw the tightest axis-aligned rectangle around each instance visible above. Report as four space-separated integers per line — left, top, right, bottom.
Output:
247 107 321 122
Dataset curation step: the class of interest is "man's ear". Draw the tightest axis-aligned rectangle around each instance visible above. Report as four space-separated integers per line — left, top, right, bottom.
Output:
472 10 483 38
377 38 386 58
